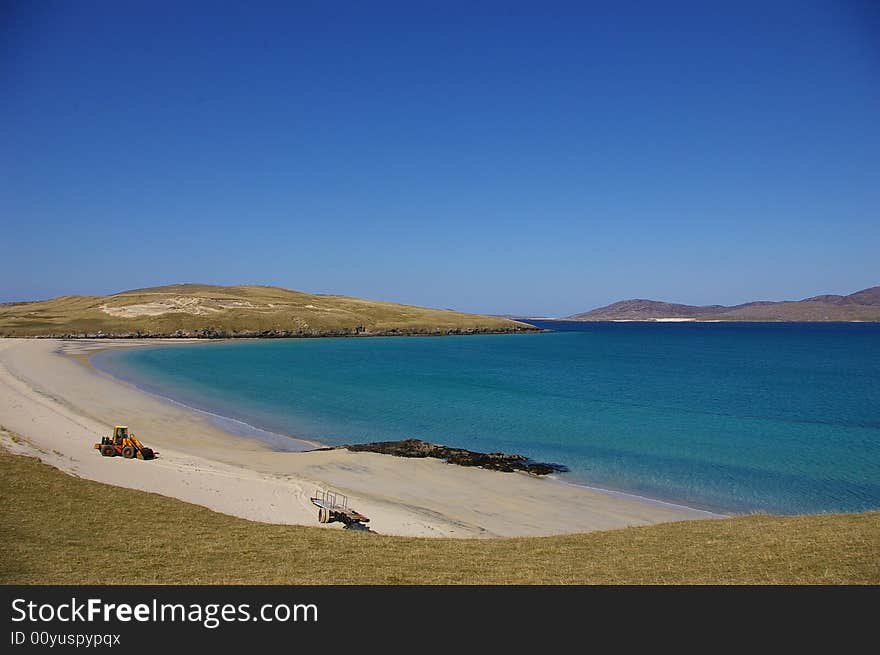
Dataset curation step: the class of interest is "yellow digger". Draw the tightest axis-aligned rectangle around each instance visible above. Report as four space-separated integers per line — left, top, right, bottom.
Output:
94 426 157 460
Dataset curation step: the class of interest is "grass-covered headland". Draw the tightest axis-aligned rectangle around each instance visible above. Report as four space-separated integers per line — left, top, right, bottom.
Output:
0 283 535 338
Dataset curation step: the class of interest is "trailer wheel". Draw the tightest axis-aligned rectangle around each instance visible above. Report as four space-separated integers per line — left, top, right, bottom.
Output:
122 446 135 459
101 445 115 457
318 507 330 523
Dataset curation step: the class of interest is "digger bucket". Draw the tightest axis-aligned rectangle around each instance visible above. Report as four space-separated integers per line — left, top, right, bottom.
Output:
136 448 158 460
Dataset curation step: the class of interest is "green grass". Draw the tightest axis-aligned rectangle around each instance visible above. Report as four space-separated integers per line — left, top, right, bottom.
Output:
1 448 877 584
0 283 534 337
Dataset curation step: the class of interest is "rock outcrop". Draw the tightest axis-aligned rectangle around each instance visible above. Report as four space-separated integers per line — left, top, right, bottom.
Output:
342 438 568 475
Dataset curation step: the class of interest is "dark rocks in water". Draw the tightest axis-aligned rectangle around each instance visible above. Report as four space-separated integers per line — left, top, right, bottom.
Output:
342 438 568 476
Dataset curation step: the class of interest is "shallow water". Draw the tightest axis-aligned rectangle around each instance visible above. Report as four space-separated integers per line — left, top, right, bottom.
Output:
92 322 880 514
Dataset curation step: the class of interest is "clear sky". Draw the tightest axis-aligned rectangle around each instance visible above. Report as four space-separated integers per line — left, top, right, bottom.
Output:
2 1 878 315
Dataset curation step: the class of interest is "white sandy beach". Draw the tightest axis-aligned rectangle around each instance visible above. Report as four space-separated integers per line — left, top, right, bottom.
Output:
0 338 718 537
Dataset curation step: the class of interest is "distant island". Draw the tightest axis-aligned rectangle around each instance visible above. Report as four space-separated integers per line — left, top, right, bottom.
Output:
0 284 536 338
561 285 880 322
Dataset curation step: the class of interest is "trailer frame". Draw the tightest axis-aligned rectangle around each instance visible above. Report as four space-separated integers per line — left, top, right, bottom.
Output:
310 488 370 527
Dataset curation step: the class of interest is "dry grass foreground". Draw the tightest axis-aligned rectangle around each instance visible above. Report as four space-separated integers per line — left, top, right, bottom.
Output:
2 449 878 584
0 283 533 337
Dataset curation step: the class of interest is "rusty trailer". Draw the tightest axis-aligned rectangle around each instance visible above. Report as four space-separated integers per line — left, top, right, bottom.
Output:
310 488 370 527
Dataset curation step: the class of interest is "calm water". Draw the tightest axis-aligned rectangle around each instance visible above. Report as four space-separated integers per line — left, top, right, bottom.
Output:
92 322 880 514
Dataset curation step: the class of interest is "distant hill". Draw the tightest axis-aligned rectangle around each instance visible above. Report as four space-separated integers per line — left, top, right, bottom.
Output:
0 284 536 338
566 285 880 322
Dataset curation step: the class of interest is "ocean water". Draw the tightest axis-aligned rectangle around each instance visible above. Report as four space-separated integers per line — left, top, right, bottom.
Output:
92 322 880 515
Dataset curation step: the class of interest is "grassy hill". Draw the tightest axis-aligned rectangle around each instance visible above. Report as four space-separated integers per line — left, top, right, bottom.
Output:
567 285 880 321
1 446 876 584
0 284 535 337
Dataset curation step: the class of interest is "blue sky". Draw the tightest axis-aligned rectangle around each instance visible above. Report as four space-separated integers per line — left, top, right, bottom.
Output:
2 1 878 315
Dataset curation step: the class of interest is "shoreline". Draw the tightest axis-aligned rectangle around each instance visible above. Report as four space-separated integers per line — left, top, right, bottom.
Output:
523 318 880 323
90 341 729 514
5 325 543 339
0 337 720 537
89 342 324 453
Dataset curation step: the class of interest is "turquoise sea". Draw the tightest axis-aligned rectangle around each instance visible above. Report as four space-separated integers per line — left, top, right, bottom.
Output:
92 322 880 515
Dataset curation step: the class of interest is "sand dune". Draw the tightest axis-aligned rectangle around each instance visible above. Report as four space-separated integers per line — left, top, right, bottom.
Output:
0 338 717 537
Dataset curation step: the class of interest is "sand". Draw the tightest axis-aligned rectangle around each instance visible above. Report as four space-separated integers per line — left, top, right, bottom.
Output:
0 338 719 537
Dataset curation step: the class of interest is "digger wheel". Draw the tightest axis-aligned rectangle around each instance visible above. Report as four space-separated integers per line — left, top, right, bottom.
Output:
101 445 115 457
122 446 135 459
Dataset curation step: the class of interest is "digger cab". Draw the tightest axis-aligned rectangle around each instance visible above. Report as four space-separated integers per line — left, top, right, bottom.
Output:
113 426 129 444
